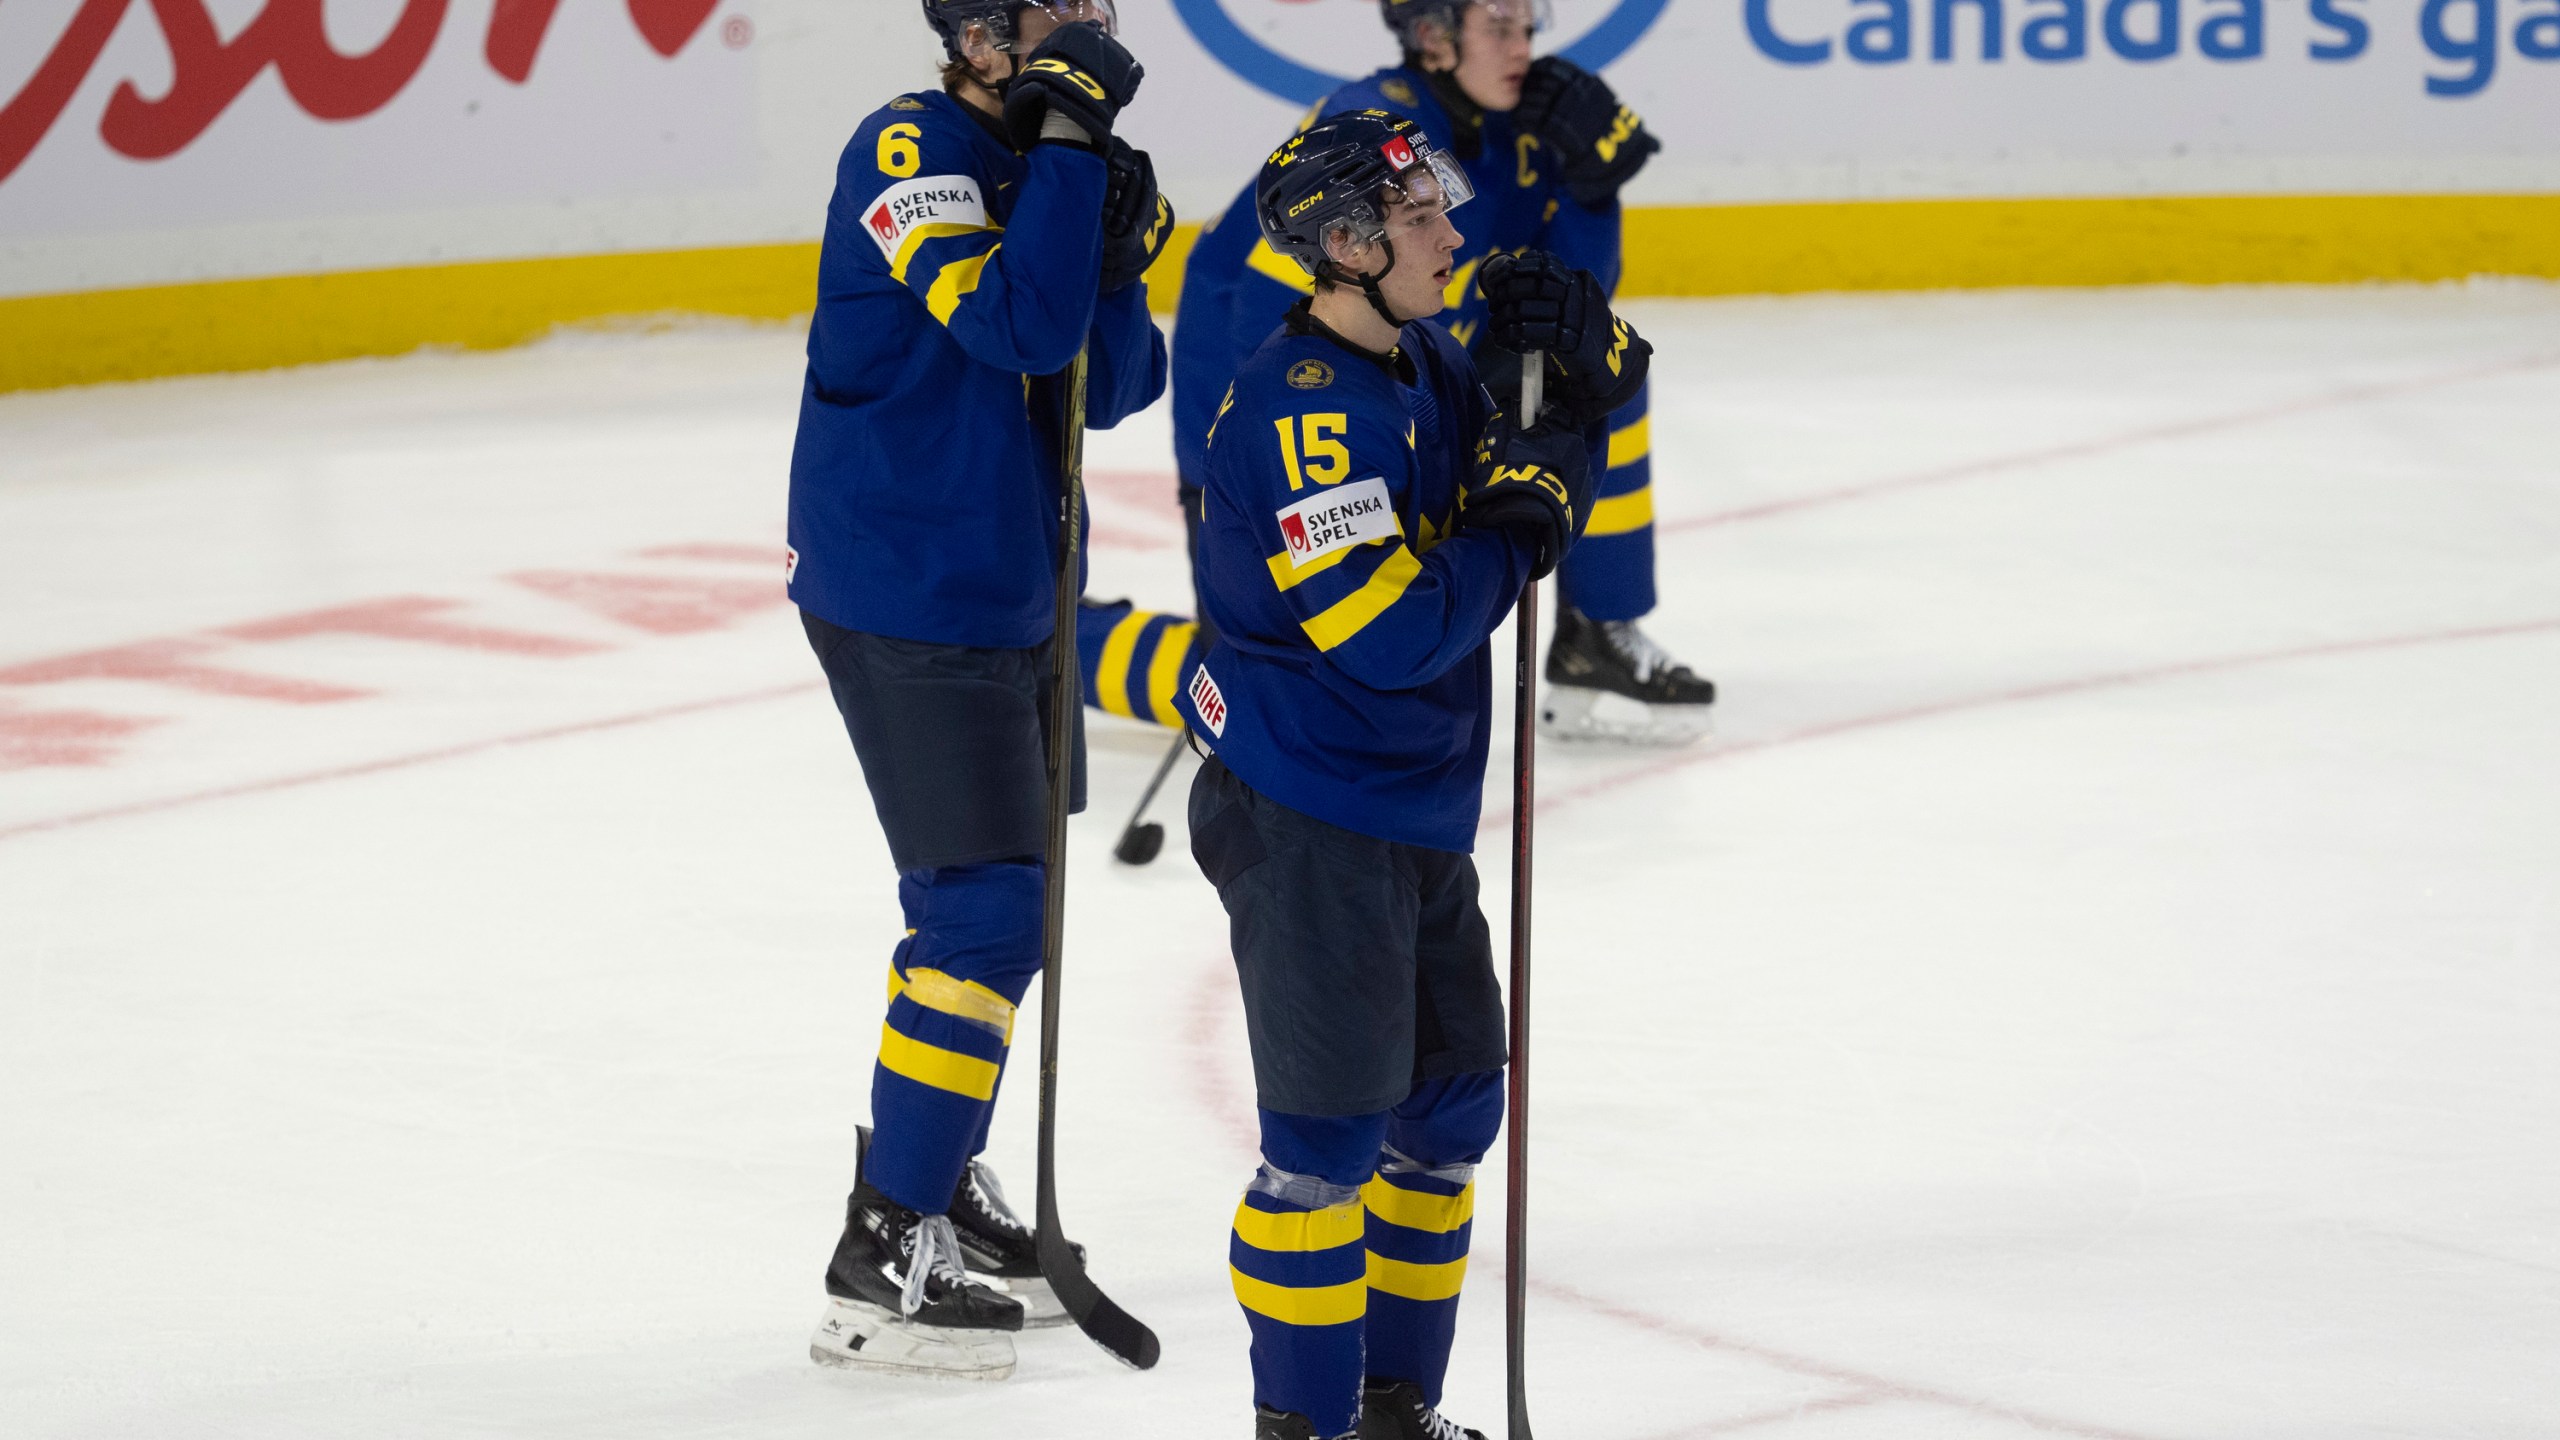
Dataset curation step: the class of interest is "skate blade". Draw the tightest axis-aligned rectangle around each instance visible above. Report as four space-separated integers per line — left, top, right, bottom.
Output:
988 1273 1073 1329
808 1297 1017 1381
1538 685 1713 748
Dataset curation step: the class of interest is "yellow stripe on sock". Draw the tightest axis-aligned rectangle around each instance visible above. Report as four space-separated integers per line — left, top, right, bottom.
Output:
877 1025 1001 1101
1361 1177 1475 1234
1366 1251 1470 1302
1231 1266 1367 1326
1607 416 1651 469
1094 610 1150 720
1233 1200 1366 1253
1584 485 1654 537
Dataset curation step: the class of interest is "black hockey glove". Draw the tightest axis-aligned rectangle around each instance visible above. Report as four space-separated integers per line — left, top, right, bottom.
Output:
1513 56 1660 209
1480 249 1651 426
1100 139 1175 293
1461 410 1596 581
1003 22 1143 151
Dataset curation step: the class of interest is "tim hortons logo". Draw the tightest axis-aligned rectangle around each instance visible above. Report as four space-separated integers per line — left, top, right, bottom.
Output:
0 0 726 188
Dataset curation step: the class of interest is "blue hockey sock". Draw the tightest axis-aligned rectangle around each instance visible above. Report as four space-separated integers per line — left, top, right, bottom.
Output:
865 861 1044 1214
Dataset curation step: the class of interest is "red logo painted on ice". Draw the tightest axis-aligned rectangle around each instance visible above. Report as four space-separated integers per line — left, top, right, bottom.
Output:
0 0 726 188
1381 135 1416 170
1187 664 1228 738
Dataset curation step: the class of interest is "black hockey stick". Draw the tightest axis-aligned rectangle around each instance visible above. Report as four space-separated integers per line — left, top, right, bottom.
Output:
1035 345 1163 1371
1111 729 1188 865
1505 355 1546 1440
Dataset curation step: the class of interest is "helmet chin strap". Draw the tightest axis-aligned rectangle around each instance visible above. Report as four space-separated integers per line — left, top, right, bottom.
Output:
1319 234 1408 335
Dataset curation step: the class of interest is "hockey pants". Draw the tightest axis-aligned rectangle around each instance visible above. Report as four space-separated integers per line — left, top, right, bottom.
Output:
1230 1070 1505 1435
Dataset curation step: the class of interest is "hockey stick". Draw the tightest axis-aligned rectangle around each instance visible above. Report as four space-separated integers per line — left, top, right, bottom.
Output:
1036 345 1163 1371
1112 728 1188 865
1505 355 1545 1440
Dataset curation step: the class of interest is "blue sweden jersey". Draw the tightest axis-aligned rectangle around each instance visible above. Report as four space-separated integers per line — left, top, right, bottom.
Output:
1180 311 1544 854
788 90 1168 650
1170 66 1618 489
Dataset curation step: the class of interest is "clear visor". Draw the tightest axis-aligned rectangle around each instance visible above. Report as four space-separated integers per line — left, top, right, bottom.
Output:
1475 0 1552 30
1032 0 1117 35
1385 148 1475 223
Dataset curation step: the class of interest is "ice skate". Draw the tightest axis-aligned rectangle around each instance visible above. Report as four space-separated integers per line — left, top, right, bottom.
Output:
1540 604 1715 746
809 1133 1022 1380
1258 1405 1358 1440
948 1152 1079 1328
1358 1379 1486 1440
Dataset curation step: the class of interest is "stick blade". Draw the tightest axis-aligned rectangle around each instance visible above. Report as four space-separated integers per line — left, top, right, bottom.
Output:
1036 1227 1162 1369
1113 822 1165 866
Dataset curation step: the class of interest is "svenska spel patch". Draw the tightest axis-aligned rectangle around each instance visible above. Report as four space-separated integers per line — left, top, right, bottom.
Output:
864 175 987 260
1276 476 1396 569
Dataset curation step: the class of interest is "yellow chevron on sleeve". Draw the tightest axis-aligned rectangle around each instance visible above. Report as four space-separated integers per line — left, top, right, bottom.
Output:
898 967 1017 1041
1233 1199 1366 1253
1361 1177 1475 1234
1231 1266 1368 1327
1094 610 1150 720
1145 621 1197 729
1366 1251 1470 1302
1300 544 1422 651
890 222 996 283
1264 522 1405 592
1247 238 1318 296
877 1025 1001 1100
925 245 999 324
1584 484 1654 537
1607 415 1651 469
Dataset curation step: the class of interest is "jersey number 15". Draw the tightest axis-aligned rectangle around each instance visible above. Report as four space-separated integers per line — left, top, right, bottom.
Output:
1275 413 1350 490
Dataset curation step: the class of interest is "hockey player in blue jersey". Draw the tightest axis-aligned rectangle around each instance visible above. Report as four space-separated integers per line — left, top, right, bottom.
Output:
1173 0 1711 746
786 0 1169 1381
1179 113 1649 1440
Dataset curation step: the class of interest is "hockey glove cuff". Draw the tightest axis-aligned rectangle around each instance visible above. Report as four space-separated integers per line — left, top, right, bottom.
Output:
1514 56 1660 209
1100 140 1174 293
1003 22 1143 151
1461 410 1596 582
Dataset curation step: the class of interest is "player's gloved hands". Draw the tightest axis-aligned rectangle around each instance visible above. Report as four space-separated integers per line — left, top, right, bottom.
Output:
1100 138 1175 292
1513 56 1660 208
1480 249 1651 426
1461 410 1596 581
1003 22 1143 151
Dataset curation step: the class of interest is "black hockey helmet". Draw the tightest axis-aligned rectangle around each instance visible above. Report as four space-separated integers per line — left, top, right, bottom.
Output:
921 0 1117 60
1256 111 1475 325
1378 0 1548 49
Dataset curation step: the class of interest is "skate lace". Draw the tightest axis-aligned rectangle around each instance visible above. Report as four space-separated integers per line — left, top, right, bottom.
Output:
1414 1401 1471 1440
898 1213 974 1318
965 1159 1030 1238
1599 619 1680 684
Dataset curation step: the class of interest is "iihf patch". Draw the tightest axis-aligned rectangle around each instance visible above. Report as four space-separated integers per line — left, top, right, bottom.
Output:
864 175 988 261
1187 664 1229 738
1286 359 1335 390
1276 476 1396 569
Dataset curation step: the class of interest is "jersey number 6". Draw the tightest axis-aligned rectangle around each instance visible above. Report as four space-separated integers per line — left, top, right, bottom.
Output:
1275 413 1350 490
878 123 923 179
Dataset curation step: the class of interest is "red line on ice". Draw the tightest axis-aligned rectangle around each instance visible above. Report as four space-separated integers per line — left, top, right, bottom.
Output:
1662 350 2560 533
1484 616 2560 838
0 680 822 843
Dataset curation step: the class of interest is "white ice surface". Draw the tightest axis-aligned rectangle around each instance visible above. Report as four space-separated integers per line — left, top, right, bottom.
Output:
3 286 2558 1440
